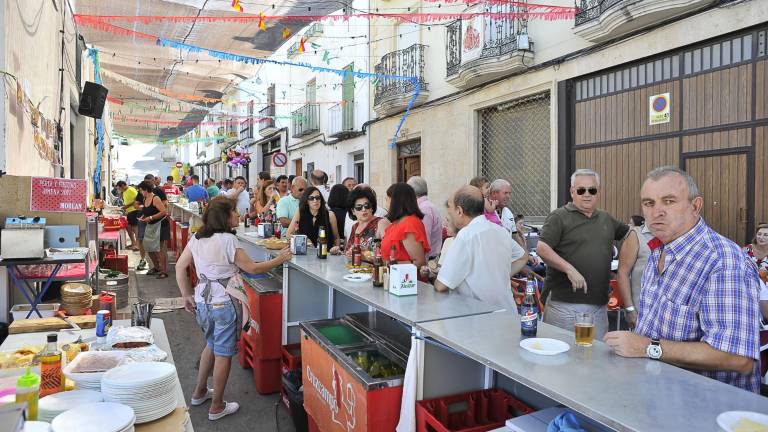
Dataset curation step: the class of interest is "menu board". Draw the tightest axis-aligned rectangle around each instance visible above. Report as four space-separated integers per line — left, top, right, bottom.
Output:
30 177 87 213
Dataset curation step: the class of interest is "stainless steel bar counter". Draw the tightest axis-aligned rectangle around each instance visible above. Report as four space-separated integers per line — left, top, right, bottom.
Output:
418 311 768 431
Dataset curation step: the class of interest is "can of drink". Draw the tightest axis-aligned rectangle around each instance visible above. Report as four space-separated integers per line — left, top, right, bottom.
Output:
291 234 308 255
96 310 111 337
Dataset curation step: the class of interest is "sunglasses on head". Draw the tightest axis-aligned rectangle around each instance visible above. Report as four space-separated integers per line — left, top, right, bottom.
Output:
354 203 372 211
576 187 598 196
307 195 322 202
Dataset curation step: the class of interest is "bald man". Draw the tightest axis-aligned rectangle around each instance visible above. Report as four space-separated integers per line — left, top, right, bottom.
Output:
432 186 527 313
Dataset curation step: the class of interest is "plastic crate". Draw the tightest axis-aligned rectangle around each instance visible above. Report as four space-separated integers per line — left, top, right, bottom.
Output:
250 357 281 394
281 343 302 374
238 332 254 370
102 254 128 275
244 286 282 360
416 389 534 432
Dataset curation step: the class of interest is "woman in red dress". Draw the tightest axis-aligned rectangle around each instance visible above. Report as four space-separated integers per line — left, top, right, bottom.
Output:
380 183 430 268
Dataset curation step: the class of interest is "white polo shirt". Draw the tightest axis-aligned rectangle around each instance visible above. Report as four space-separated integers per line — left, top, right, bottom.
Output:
437 216 524 313
497 207 518 234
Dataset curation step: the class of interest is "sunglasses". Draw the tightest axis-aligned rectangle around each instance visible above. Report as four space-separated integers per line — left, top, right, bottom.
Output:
354 203 372 211
576 187 598 196
297 188 305 192
307 195 322 202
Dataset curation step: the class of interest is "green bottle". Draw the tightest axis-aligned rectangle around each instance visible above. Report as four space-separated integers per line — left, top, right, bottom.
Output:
16 367 40 420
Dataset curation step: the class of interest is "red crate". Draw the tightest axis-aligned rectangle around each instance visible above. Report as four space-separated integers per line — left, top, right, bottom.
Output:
281 343 302 374
169 218 177 253
102 254 128 275
238 333 254 370
176 224 189 260
243 281 283 360
416 389 534 432
250 357 281 395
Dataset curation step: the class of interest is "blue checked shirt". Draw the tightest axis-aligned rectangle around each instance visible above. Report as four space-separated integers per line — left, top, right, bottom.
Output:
635 218 762 393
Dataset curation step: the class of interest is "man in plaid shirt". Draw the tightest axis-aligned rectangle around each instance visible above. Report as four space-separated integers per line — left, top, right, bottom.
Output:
605 166 762 393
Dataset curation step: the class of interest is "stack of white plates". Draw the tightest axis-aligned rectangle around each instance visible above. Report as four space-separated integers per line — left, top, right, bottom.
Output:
51 402 135 432
101 362 178 424
38 390 103 423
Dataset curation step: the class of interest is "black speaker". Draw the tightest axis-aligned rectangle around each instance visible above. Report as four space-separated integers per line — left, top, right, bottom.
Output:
78 81 108 118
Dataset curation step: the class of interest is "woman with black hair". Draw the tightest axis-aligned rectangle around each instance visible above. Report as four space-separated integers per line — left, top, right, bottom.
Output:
327 184 350 240
286 186 341 253
344 187 390 257
380 182 430 267
137 180 168 278
176 196 291 421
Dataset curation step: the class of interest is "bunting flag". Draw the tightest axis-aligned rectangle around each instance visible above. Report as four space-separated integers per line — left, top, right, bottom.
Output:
231 0 243 12
282 27 291 39
259 12 266 31
298 37 306 54
322 50 330 64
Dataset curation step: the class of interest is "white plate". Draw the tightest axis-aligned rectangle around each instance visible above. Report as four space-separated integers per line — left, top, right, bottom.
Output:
717 411 768 432
102 362 176 387
519 338 570 356
23 421 51 432
343 273 372 283
39 390 103 415
51 402 135 432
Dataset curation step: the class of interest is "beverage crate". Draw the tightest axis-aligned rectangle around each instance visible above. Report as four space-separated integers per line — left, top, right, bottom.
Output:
416 389 534 432
238 332 254 370
281 343 302 374
102 254 128 275
249 357 281 395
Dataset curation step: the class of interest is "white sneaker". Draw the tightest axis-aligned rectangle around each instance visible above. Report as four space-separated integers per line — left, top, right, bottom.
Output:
208 401 239 421
190 388 213 406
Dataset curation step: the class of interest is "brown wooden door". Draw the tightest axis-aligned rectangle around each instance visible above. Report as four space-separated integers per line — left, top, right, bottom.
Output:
398 156 421 182
294 158 302 177
686 153 748 244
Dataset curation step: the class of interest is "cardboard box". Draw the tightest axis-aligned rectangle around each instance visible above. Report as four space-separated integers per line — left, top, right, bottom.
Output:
388 264 418 296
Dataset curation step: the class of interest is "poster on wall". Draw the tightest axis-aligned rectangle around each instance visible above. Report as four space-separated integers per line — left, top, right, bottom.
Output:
649 93 671 125
461 13 484 63
30 177 87 213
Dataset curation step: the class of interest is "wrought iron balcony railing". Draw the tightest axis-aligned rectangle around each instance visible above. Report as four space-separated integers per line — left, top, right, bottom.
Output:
575 0 626 26
328 101 355 137
258 105 276 134
446 2 529 77
291 103 320 138
373 44 428 108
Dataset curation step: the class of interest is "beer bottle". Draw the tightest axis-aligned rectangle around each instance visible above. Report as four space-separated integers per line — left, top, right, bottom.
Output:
351 236 362 267
372 241 384 288
317 226 328 259
520 275 538 337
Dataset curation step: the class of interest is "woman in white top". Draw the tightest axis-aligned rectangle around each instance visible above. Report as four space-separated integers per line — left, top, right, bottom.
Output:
175 196 291 421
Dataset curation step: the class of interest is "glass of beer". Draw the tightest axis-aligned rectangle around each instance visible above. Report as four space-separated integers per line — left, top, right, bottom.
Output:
574 312 595 347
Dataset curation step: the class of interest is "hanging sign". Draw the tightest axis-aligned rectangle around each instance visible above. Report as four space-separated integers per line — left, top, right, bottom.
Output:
649 93 671 125
272 152 288 167
461 9 484 63
30 177 87 213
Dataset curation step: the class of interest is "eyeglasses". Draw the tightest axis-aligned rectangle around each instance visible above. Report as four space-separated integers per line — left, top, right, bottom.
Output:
307 195 322 202
354 203 372 211
576 187 598 196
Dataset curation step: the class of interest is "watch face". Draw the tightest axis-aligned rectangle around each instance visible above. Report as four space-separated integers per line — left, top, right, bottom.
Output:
647 344 662 359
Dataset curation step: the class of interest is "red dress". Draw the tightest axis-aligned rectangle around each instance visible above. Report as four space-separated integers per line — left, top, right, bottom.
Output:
381 215 431 262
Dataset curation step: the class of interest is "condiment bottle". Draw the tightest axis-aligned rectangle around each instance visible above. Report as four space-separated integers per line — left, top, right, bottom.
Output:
39 333 63 398
15 367 40 420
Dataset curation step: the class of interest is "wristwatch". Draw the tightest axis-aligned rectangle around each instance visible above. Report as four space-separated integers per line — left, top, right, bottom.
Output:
646 339 663 360
625 305 636 312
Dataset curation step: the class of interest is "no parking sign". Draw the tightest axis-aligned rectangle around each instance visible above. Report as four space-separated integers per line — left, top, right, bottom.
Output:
272 152 287 167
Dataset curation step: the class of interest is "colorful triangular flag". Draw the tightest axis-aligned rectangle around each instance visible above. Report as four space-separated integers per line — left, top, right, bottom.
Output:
231 0 243 12
282 28 291 39
298 37 306 53
322 50 330 64
259 12 266 31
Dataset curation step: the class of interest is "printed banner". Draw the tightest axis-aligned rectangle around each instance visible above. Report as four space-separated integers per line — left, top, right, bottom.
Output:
31 177 88 213
649 93 671 125
461 14 484 63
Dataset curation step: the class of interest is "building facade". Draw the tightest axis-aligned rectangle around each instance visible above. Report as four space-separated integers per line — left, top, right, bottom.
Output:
366 0 767 242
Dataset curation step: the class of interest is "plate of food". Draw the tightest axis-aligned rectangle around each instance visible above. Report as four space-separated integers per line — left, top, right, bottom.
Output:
262 238 289 250
717 411 768 432
343 274 372 283
519 338 570 356
346 264 373 274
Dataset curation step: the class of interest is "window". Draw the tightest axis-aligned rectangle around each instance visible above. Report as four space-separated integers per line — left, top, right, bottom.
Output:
306 79 317 104
353 152 365 184
335 165 342 185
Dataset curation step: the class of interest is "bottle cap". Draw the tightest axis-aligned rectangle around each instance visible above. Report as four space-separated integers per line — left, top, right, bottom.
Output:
17 367 40 388
47 333 57 343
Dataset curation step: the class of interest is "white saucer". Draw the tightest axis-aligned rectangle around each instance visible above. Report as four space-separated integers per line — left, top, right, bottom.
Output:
343 273 372 283
716 411 768 432
51 402 135 432
519 338 570 356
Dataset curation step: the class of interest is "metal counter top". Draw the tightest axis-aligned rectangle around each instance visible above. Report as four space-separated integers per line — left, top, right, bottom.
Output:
236 229 502 326
418 312 768 432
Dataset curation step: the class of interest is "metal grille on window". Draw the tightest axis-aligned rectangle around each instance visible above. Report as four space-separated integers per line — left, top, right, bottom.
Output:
479 92 550 219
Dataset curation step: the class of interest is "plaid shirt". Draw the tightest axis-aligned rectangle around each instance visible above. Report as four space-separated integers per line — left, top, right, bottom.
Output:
635 218 762 393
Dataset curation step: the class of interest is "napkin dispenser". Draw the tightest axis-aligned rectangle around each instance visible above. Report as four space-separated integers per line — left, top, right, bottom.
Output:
388 263 418 296
1 216 46 259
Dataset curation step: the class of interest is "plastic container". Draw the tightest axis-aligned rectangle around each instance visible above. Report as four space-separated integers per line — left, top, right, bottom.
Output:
281 343 302 374
244 285 282 360
15 367 40 420
315 322 367 346
10 304 60 321
415 389 535 432
282 370 308 432
251 357 281 394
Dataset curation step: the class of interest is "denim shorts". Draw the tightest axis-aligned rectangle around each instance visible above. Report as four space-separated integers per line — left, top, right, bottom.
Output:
137 220 146 240
195 301 238 357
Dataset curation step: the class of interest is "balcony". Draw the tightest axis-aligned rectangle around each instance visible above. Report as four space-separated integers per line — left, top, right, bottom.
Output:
445 5 533 89
574 0 717 43
258 105 278 136
328 101 360 139
373 44 429 116
291 103 320 139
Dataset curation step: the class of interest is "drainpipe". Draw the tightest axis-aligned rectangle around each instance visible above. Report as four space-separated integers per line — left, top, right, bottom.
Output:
0 2 6 177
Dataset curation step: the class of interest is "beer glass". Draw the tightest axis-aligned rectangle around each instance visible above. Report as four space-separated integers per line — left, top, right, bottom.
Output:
574 312 595 347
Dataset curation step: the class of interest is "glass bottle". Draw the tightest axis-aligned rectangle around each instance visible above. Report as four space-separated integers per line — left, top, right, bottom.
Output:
372 241 384 288
351 236 362 267
39 333 63 398
317 226 328 259
520 275 539 338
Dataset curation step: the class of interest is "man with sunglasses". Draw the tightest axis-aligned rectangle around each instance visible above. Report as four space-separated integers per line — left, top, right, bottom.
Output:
276 176 307 237
537 169 629 339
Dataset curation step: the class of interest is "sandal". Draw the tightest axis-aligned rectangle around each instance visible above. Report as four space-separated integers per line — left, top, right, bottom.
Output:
209 401 239 421
146 268 159 275
156 272 169 279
